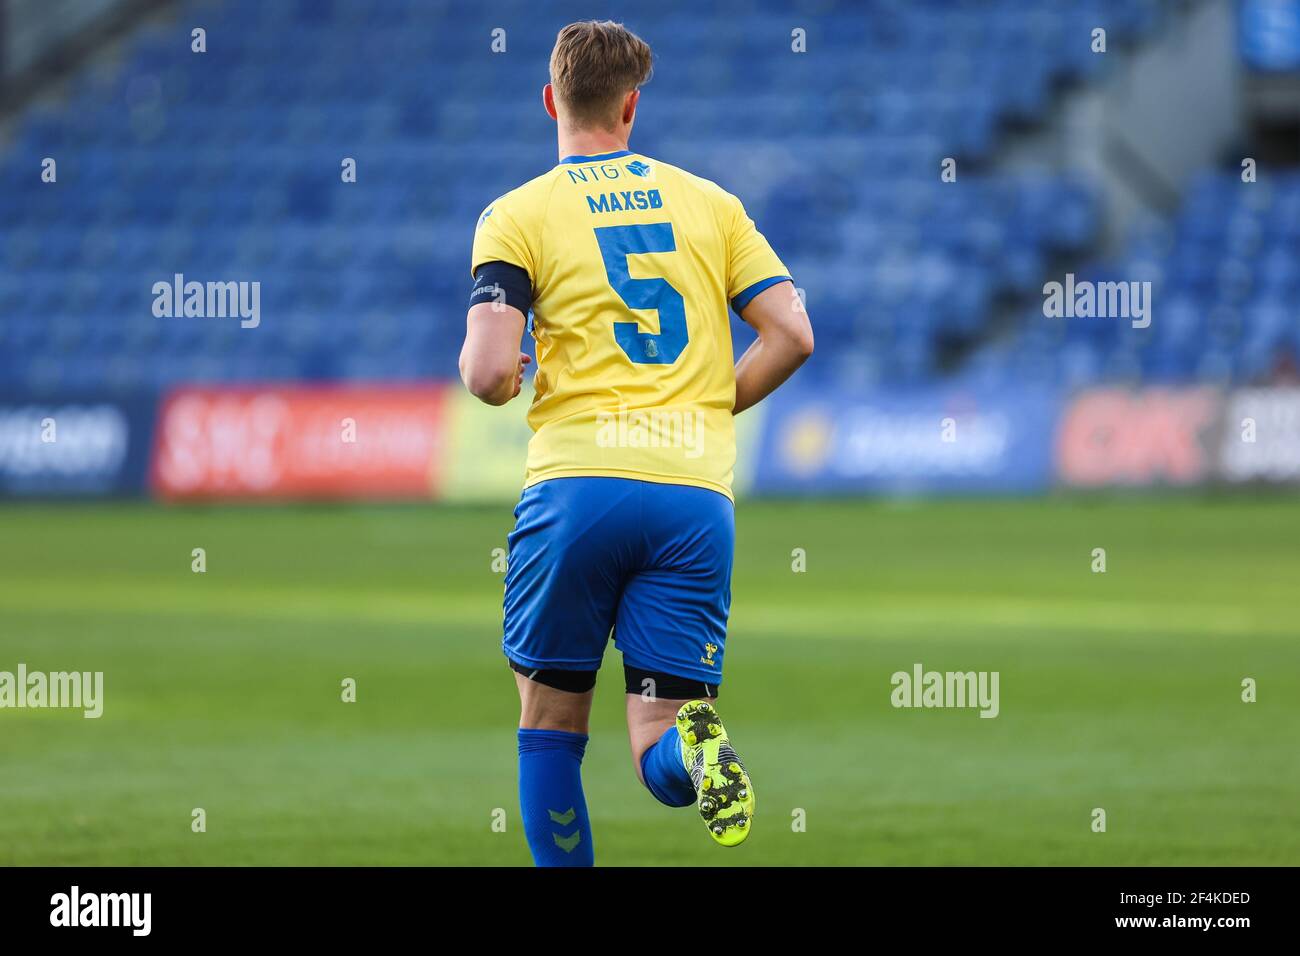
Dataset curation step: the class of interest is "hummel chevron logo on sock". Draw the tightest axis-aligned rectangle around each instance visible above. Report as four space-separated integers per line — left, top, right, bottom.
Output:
548 807 582 852
552 830 582 853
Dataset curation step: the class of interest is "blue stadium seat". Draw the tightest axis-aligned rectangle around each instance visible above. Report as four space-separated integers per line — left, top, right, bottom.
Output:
2 0 1175 391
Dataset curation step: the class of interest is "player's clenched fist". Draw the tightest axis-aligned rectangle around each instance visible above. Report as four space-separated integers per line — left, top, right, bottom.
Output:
511 353 532 399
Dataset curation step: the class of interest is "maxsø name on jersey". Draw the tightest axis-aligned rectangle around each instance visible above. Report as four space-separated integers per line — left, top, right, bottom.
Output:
586 189 664 214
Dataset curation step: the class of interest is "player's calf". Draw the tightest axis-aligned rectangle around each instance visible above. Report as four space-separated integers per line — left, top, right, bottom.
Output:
514 667 597 866
625 666 714 807
625 668 755 847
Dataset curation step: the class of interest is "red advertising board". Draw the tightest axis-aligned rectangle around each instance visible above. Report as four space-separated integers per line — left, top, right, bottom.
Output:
151 385 449 499
1055 387 1221 487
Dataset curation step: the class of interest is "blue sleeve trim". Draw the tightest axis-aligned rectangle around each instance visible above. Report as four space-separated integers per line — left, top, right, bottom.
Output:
731 275 792 313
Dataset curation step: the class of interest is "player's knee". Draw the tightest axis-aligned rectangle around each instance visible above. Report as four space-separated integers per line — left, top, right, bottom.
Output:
511 660 596 733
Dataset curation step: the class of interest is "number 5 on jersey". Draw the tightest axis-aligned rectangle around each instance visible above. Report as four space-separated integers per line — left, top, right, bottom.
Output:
595 223 689 365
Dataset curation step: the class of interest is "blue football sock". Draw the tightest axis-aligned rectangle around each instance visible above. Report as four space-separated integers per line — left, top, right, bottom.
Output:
517 728 594 867
639 724 696 808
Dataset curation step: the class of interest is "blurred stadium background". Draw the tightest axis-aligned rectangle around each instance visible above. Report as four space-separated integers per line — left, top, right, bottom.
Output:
1 0 1297 865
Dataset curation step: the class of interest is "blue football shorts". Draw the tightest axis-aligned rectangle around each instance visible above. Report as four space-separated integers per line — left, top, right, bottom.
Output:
503 476 735 685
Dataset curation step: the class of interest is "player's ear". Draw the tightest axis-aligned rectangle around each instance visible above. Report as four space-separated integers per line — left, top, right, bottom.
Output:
621 88 639 126
542 84 559 122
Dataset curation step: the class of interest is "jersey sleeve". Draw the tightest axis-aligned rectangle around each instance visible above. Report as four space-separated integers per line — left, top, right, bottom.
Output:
470 192 538 282
724 193 792 312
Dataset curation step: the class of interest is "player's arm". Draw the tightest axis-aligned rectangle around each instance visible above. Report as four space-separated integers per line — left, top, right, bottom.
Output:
459 303 529 405
733 280 813 415
463 195 538 406
459 260 531 406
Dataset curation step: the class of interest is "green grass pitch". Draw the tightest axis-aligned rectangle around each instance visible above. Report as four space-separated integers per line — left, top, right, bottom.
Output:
0 496 1296 865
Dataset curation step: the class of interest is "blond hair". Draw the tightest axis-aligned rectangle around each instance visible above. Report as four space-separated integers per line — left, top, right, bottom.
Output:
549 20 653 130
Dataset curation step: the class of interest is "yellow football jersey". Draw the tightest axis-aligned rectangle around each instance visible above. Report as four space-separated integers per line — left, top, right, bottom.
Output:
470 149 790 500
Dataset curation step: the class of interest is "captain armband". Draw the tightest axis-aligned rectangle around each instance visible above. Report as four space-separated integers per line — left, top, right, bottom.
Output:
469 260 533 314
